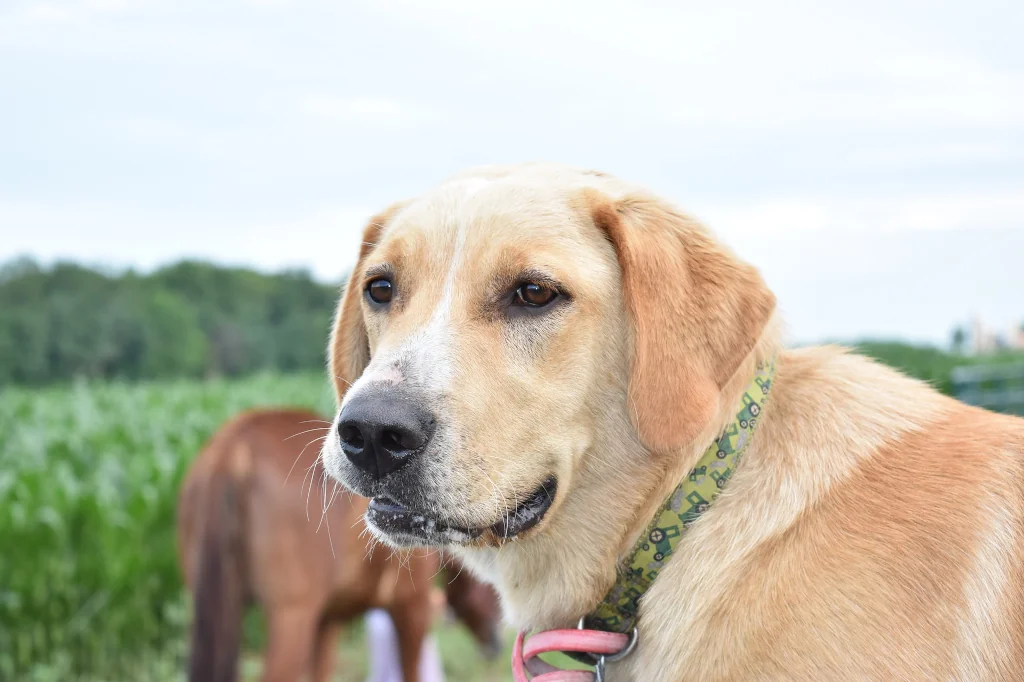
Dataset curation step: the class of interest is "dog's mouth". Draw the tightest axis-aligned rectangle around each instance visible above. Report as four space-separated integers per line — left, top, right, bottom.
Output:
366 476 557 545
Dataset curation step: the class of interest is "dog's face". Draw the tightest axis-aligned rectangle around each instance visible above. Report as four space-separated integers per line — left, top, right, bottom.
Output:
321 165 774 550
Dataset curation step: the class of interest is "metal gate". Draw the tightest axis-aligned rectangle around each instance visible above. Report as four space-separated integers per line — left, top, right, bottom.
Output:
951 363 1024 415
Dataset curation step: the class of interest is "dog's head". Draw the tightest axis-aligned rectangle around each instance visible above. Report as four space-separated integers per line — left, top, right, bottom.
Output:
321 164 774 550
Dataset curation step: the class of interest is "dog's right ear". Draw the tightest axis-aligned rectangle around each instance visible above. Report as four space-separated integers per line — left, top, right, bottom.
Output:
328 202 408 402
580 187 775 454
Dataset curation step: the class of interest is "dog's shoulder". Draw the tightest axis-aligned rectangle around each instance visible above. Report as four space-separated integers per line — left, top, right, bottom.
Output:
641 346 1024 681
772 344 1024 480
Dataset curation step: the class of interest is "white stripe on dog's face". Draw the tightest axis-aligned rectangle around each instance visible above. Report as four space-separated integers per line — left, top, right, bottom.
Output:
338 184 481 411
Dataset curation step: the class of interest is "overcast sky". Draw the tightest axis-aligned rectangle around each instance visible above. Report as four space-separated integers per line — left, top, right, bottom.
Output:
2 0 1022 345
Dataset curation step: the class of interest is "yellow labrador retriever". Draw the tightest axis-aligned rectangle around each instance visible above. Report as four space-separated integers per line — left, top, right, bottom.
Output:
321 163 1024 681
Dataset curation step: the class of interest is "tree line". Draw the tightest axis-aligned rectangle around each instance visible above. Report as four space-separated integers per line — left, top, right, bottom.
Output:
2 256 1020 392
0 257 342 385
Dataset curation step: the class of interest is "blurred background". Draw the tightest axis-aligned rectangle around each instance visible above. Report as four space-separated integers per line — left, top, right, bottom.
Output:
1 1 1022 680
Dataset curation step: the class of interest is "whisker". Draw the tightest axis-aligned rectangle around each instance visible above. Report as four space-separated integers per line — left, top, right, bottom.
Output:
286 434 328 485
304 460 320 521
283 426 331 442
448 559 466 586
325 511 336 559
316 471 329 534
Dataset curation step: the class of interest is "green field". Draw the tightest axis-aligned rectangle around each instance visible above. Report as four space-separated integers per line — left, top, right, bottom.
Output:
0 373 524 681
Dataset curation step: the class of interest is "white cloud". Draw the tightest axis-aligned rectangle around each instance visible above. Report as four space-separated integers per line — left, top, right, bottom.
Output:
0 0 256 61
367 0 1024 130
848 143 1024 169
17 4 76 23
698 187 1024 237
299 95 437 129
0 201 374 281
1 0 1021 343
14 0 149 24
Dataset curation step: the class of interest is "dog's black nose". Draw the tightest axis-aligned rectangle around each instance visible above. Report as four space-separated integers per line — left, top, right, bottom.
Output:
337 391 435 480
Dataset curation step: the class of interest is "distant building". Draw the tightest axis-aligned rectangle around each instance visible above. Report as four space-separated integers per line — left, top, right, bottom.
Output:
970 317 999 354
967 317 1024 355
1014 324 1024 350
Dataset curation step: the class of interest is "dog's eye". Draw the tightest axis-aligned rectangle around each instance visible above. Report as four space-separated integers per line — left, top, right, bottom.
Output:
366 278 394 305
514 282 558 308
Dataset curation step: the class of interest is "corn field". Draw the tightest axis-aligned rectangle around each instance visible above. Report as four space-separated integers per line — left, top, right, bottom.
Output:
0 373 334 681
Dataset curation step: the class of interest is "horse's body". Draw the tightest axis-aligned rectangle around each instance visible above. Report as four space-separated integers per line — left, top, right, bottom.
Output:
177 408 501 682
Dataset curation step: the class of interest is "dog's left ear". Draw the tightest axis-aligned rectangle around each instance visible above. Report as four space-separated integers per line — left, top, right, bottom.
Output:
328 202 408 403
582 188 776 453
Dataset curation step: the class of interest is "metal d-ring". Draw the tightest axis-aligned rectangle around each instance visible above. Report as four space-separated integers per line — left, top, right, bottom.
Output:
575 618 639 681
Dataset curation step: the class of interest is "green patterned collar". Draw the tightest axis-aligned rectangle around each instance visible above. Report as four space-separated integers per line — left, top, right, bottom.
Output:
584 358 776 633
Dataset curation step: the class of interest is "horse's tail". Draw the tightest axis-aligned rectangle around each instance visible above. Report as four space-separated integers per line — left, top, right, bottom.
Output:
187 449 250 682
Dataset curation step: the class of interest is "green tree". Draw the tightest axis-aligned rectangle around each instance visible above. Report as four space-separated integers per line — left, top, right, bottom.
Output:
950 326 967 355
0 258 340 385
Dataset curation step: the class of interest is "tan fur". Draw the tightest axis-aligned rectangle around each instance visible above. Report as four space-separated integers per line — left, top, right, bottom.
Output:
322 163 1024 681
330 201 408 389
588 190 776 450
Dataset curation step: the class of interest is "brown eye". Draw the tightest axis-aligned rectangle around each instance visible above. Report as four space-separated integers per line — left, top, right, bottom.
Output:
366 278 393 304
514 282 558 308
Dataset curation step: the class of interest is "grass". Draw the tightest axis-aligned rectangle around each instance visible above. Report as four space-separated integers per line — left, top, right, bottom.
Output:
239 620 520 682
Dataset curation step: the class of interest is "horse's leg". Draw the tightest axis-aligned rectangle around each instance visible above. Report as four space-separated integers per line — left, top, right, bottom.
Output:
261 604 319 682
389 600 433 682
312 619 341 682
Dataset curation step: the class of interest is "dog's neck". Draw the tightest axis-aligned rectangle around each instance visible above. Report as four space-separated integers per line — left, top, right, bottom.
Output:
459 319 784 631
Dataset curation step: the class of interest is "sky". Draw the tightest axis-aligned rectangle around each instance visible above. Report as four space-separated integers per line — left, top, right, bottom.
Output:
1 0 1022 345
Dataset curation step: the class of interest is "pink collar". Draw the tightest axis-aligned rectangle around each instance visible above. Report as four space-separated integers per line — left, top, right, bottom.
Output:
512 624 637 681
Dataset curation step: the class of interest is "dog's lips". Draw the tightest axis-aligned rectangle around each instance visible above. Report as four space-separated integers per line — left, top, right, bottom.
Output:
491 475 557 539
367 476 557 544
367 497 485 542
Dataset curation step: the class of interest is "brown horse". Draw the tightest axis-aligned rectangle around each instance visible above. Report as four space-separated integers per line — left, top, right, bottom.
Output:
177 408 502 682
